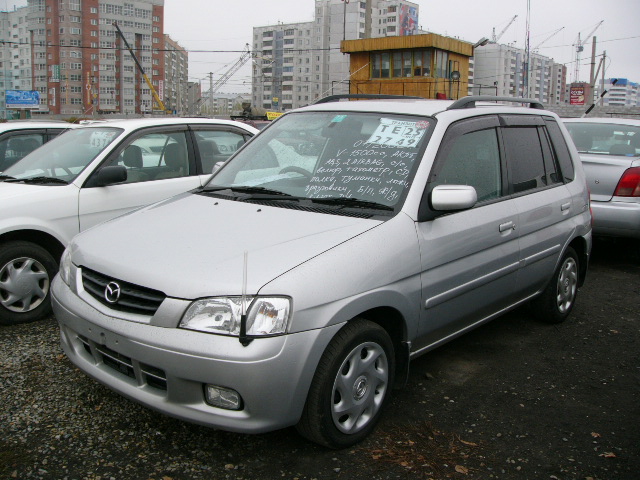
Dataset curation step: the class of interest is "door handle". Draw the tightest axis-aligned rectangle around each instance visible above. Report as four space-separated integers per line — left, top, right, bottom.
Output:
499 221 515 232
561 202 571 211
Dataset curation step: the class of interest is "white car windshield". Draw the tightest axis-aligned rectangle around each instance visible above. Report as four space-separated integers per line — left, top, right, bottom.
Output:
2 127 123 182
206 112 432 208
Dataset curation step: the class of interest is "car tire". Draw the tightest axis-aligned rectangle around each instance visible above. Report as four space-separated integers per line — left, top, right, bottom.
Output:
296 318 395 449
0 241 57 326
532 247 579 324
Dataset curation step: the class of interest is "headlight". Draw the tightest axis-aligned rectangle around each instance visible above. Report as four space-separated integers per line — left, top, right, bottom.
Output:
59 246 73 286
180 296 291 337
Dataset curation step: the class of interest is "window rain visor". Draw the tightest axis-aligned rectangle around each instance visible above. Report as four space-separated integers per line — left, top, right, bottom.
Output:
2 127 123 181
206 112 433 208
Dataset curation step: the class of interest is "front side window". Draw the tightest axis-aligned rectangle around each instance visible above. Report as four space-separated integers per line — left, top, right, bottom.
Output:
207 112 434 210
3 127 122 182
430 128 503 202
104 131 190 184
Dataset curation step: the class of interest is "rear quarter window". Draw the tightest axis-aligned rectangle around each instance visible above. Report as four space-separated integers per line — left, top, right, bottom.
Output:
545 119 575 182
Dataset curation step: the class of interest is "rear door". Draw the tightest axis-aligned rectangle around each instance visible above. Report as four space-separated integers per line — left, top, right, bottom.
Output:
501 115 574 298
415 116 520 351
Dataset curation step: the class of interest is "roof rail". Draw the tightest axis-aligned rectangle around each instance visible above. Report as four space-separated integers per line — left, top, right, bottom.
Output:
314 94 423 105
447 96 545 110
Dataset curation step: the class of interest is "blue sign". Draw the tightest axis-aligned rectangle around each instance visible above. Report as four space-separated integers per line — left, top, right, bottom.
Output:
6 90 40 109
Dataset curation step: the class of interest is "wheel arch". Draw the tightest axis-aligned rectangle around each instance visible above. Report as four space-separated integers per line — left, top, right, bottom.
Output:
568 236 589 287
0 229 66 263
350 306 411 389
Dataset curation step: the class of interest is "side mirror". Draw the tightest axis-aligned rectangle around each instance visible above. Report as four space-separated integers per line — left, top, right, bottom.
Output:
95 165 127 186
431 185 477 211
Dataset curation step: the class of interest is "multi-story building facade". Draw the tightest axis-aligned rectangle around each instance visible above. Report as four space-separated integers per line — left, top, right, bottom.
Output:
0 6 33 118
599 78 639 107
163 34 187 114
26 0 165 116
471 42 566 105
252 0 419 112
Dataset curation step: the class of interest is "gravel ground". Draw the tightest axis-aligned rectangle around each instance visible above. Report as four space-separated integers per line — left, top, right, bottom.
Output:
1 238 639 480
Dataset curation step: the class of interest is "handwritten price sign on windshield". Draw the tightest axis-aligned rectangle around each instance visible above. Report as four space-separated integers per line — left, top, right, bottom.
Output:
365 119 429 148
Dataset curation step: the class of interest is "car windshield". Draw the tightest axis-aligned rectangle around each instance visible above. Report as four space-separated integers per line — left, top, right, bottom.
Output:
565 122 640 157
1 126 123 182
206 111 433 208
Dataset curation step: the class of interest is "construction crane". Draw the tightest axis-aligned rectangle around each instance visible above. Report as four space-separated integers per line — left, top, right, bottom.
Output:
533 26 564 52
195 44 252 115
492 15 518 43
209 44 252 95
573 20 603 83
113 22 170 114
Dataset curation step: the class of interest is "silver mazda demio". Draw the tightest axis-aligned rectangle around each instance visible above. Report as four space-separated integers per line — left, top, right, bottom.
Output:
53 96 592 448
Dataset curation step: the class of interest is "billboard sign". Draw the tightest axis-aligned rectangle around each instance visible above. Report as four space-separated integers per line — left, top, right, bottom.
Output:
570 86 585 105
399 5 418 36
6 90 40 109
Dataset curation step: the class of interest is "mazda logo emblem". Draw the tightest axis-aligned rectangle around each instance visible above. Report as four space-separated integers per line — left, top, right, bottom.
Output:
105 282 121 304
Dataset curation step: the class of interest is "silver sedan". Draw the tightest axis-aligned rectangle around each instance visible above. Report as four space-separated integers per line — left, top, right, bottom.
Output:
563 117 640 241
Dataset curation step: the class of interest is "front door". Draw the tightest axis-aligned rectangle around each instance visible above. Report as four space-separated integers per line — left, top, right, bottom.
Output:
78 128 202 232
414 116 520 352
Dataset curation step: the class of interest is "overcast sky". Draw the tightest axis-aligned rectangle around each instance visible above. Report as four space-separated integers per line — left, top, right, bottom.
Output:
4 0 640 94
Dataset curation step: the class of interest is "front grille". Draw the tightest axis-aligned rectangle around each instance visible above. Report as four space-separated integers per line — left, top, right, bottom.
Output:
78 335 167 391
81 267 165 316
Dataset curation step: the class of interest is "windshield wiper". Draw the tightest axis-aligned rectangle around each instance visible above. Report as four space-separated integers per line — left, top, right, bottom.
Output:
310 197 394 211
202 185 304 200
0 174 16 181
5 176 69 185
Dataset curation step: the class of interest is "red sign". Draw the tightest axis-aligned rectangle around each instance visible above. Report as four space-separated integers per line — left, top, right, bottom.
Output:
570 87 585 105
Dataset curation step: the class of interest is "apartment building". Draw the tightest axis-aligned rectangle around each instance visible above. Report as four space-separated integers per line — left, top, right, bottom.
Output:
252 0 419 112
600 78 639 107
471 42 566 105
0 6 33 118
163 34 188 114
25 0 164 116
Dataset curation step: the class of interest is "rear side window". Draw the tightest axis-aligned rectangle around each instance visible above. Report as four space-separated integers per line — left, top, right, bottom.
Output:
503 127 548 193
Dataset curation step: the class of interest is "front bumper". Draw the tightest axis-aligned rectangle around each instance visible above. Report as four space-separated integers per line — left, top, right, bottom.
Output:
591 199 640 239
52 275 342 434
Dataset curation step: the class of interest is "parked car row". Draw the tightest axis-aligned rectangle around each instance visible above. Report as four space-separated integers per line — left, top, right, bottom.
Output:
2 100 636 449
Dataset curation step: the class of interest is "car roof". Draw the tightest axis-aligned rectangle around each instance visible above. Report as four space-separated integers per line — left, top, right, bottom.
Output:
562 117 640 126
291 97 554 119
0 120 75 131
71 117 259 134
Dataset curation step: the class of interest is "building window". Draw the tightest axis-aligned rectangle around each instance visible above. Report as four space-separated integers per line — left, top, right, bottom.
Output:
371 52 390 78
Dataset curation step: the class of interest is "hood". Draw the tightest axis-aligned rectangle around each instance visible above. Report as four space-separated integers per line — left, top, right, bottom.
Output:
72 192 381 299
0 181 64 200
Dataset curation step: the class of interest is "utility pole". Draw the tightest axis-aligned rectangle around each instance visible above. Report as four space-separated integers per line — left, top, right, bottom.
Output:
208 72 214 116
588 36 597 104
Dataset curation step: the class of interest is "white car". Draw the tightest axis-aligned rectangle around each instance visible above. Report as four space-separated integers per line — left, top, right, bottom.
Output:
0 120 76 171
0 118 258 325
